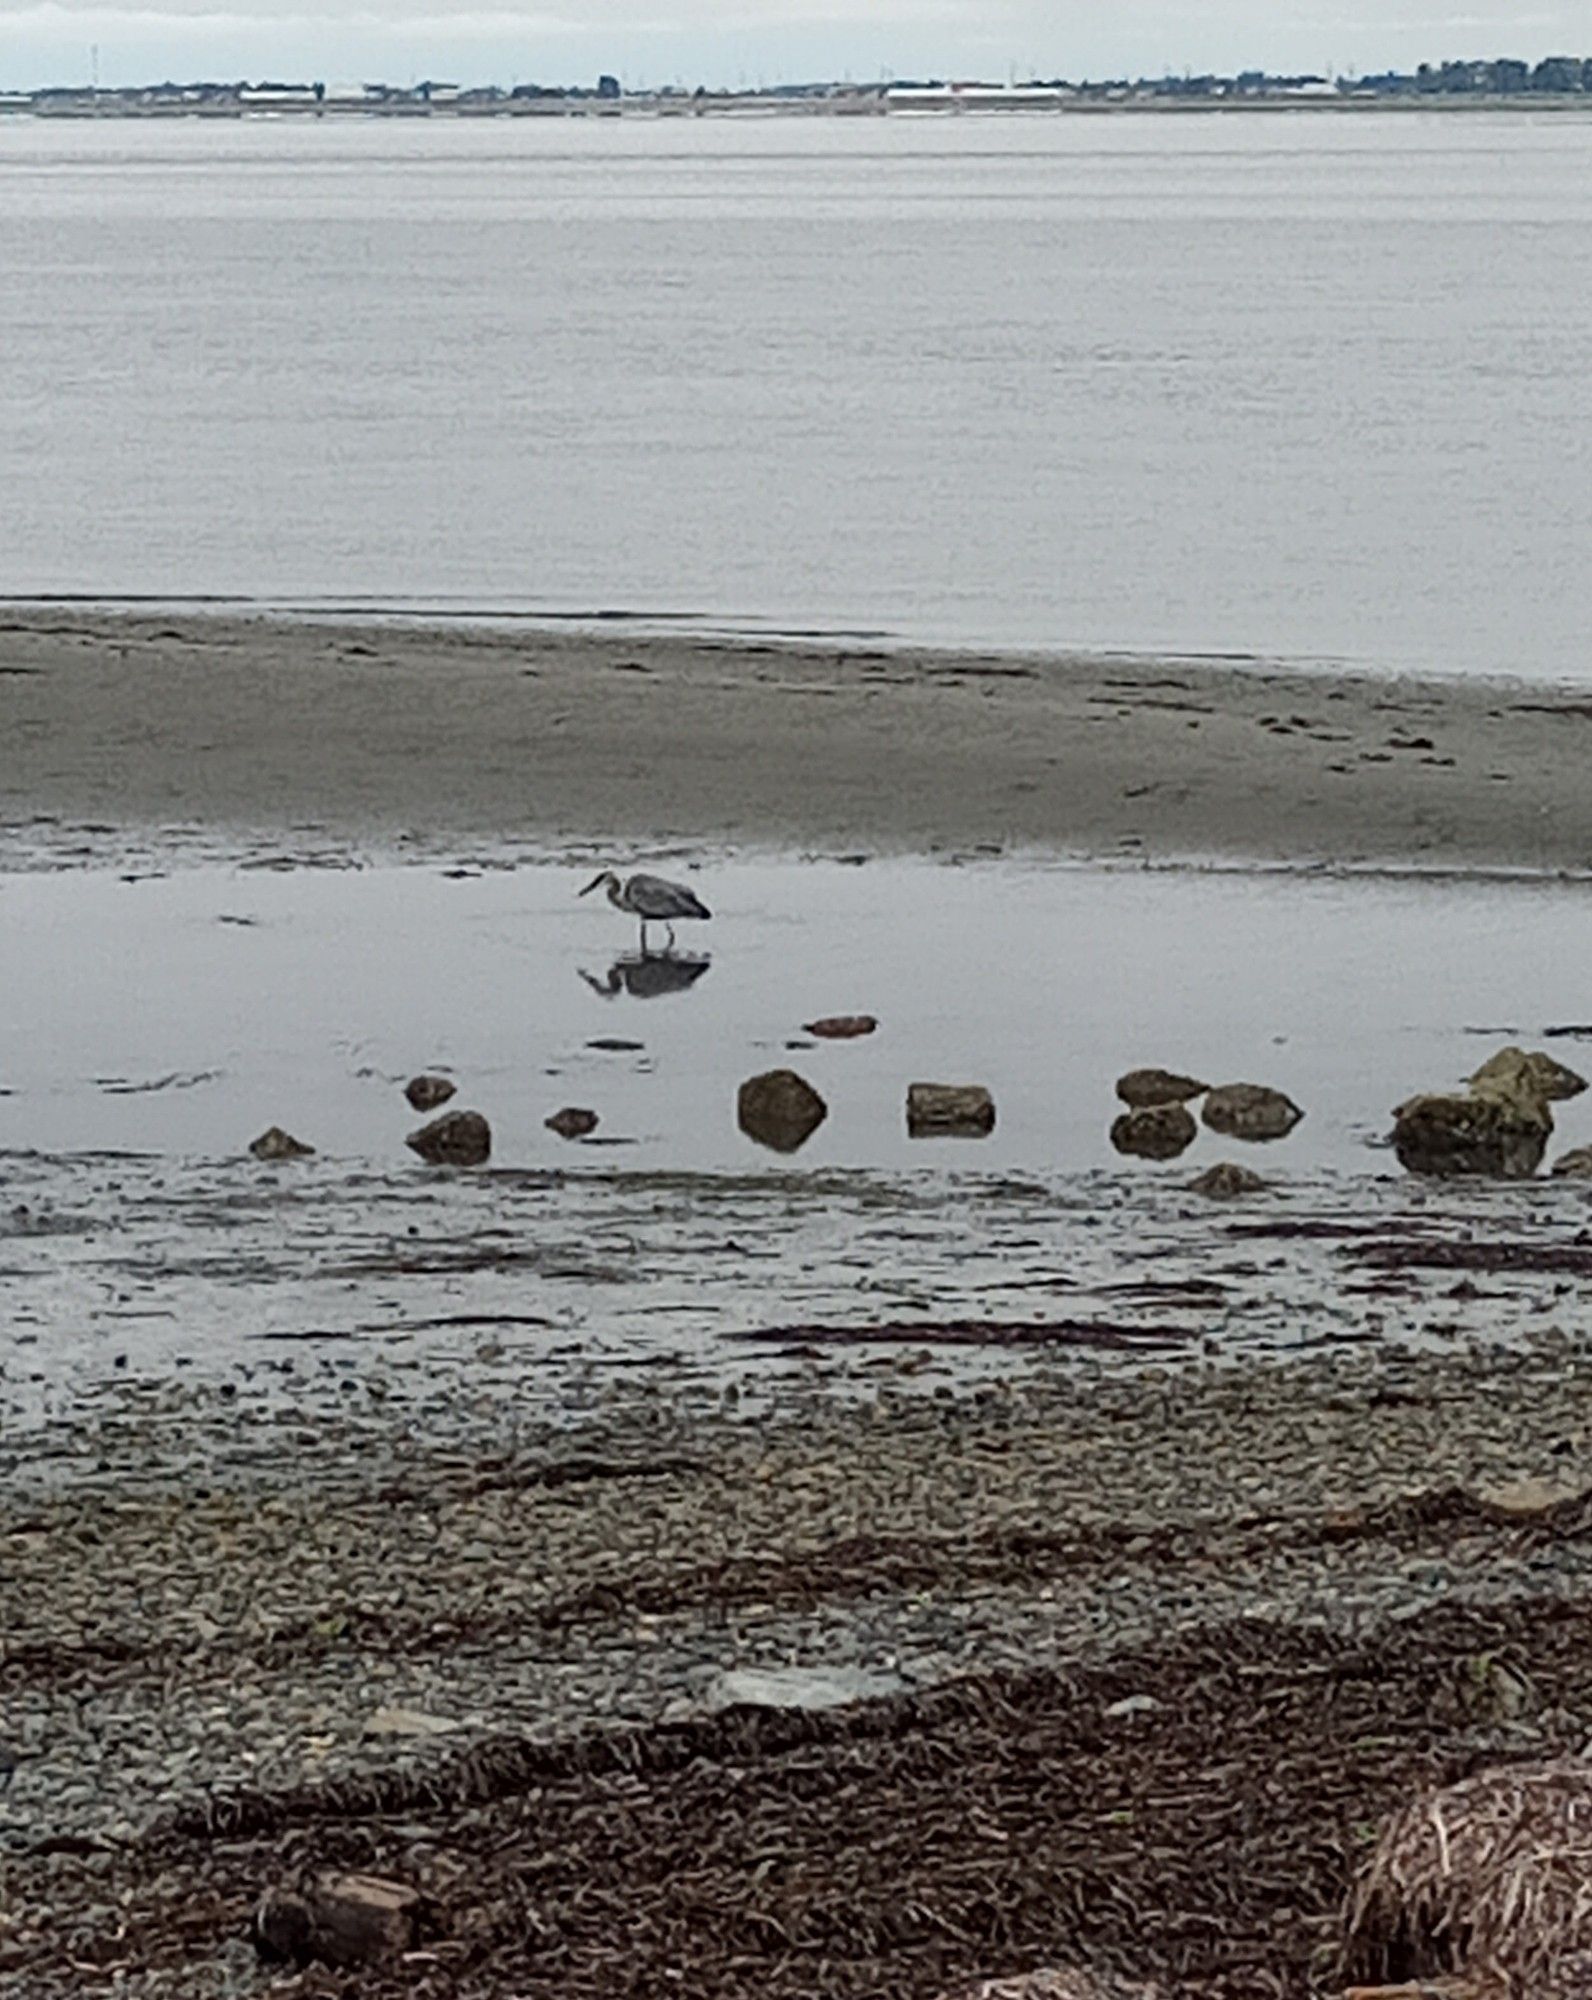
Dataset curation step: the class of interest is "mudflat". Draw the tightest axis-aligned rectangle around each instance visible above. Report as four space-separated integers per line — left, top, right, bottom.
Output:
3 610 1591 870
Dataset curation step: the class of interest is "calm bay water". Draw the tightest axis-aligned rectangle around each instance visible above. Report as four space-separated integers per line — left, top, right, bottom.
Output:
3 111 1591 674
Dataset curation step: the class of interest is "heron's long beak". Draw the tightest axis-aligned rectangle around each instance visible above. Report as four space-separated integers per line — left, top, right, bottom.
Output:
578 873 607 898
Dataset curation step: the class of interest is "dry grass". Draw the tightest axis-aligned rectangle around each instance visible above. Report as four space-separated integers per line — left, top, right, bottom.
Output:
1344 1761 1592 1997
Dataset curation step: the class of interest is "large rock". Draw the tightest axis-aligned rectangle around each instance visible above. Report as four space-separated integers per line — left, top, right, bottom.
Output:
255 1872 424 1969
1470 1045 1587 1104
738 1070 827 1153
1110 1102 1196 1161
907 1083 996 1137
405 1109 491 1167
1115 1067 1207 1109
404 1074 457 1112
1189 1161 1266 1199
249 1127 314 1161
1393 1047 1566 1180
1392 1091 1550 1179
1201 1083 1303 1142
936 1971 1166 2000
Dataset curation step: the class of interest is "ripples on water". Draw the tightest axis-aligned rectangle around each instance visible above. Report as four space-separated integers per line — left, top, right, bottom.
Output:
4 114 1592 676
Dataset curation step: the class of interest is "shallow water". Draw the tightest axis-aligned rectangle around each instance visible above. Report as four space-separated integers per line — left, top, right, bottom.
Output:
3 858 1592 1172
5 115 1592 677
9 856 1592 1452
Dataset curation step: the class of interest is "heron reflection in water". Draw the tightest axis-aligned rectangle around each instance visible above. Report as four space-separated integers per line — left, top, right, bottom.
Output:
579 950 713 1001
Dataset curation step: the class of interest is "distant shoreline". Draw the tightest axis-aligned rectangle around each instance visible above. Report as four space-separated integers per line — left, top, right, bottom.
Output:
2 607 1590 877
9 95 1592 122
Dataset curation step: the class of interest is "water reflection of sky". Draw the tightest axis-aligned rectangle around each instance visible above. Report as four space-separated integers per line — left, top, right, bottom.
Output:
3 858 1592 1173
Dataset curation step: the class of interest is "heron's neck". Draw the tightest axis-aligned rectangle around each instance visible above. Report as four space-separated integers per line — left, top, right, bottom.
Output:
606 877 625 910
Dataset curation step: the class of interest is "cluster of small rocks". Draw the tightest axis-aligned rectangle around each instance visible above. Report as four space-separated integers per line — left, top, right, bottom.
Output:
247 1073 606 1171
1109 1067 1300 1189
1109 1044 1592 1187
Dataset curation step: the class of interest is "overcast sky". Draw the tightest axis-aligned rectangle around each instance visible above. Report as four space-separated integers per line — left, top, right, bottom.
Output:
6 0 1592 91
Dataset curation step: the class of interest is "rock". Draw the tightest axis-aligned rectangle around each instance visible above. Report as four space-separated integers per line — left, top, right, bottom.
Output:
1110 1102 1196 1162
546 1106 600 1140
1342 1987 1486 1999
1392 1091 1549 1179
907 1083 997 1137
709 1665 911 1712
1553 1146 1592 1178
1103 1694 1162 1719
1189 1161 1267 1199
1201 1083 1304 1142
255 1872 424 1969
804 1014 879 1040
936 1971 1166 2000
1470 1045 1587 1104
737 1070 827 1154
364 1705 460 1738
1115 1067 1207 1108
1469 1475 1592 1523
249 1127 314 1161
405 1109 491 1167
404 1074 456 1112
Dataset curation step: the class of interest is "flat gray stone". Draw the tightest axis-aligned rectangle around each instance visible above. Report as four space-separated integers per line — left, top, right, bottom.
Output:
707 1665 911 1713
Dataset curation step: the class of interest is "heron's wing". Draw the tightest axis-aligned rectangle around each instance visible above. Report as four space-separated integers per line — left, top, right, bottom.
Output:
625 873 712 919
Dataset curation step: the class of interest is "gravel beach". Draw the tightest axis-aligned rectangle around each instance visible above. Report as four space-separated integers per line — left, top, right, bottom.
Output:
8 605 1592 1995
8 1334 1592 1995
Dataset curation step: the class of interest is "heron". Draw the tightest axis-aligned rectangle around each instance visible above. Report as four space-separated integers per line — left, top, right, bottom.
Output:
579 869 712 949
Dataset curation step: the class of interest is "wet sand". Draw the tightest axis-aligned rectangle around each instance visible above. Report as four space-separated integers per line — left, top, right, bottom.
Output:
4 609 1592 871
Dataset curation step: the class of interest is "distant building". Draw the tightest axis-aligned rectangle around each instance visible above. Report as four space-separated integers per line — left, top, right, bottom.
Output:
238 81 321 107
885 81 1066 111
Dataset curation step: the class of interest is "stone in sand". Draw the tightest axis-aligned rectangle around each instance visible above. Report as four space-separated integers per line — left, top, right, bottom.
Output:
804 1014 879 1040
364 1705 460 1738
1189 1161 1266 1199
404 1074 457 1112
936 1970 1167 2000
406 1109 491 1167
255 1872 423 1969
907 1083 996 1137
1110 1102 1196 1162
1201 1083 1303 1143
1470 1045 1587 1104
249 1126 314 1161
1552 1146 1592 1179
1115 1067 1207 1109
546 1106 600 1140
738 1070 827 1154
